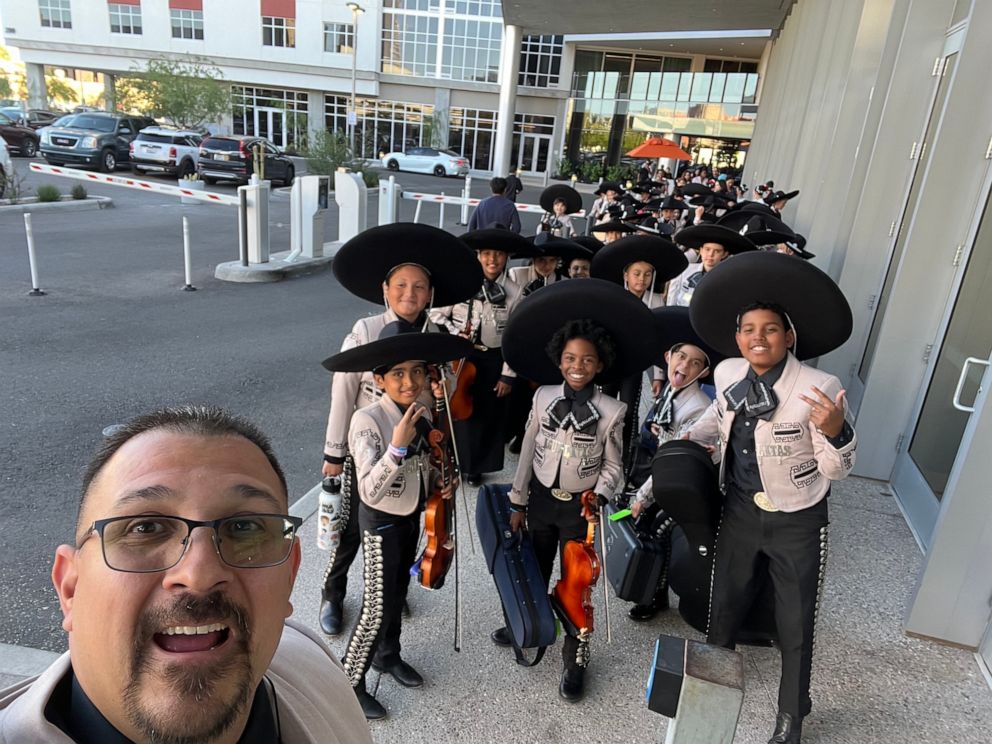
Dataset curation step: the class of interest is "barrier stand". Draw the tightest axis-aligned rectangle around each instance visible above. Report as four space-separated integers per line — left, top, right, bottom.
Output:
23 213 45 297
181 216 196 292
413 199 423 224
439 192 445 228
458 174 472 225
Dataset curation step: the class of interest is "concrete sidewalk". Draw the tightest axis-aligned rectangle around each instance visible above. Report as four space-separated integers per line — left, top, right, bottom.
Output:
5 469 990 742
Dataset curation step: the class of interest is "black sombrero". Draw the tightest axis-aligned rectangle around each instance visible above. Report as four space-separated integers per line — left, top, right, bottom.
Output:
533 233 592 263
502 278 659 385
593 220 636 234
572 235 605 254
333 223 482 307
739 201 780 218
590 234 689 292
679 183 714 197
763 189 800 205
658 196 689 211
652 306 725 385
460 227 540 258
540 184 583 215
717 210 793 235
322 323 474 373
594 180 624 195
780 234 815 260
674 224 757 255
688 250 852 360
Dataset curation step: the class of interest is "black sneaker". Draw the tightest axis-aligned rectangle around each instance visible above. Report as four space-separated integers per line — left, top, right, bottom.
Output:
319 598 344 636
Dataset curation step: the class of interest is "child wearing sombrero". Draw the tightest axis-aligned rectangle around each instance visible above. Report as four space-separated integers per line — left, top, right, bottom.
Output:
687 251 857 744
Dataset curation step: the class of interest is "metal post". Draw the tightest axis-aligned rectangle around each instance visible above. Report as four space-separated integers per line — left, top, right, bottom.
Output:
23 213 45 296
459 173 471 225
181 216 196 292
238 188 249 267
439 192 445 228
347 3 365 157
413 199 422 224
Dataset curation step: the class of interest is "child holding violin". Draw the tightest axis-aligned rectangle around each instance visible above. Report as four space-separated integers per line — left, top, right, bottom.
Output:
321 322 472 721
497 279 662 702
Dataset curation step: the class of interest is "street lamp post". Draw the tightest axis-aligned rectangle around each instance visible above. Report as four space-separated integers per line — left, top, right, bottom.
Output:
346 2 365 158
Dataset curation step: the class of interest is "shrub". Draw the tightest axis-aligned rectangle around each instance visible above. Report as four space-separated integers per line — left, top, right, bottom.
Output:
580 161 602 183
361 170 380 188
36 184 61 202
555 158 573 179
305 129 355 177
70 183 88 200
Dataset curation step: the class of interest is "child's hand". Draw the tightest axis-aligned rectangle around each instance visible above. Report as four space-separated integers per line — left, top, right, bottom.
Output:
391 404 424 450
799 386 846 439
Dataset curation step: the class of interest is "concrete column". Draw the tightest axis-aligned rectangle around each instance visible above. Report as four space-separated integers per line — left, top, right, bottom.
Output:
492 23 523 178
432 88 451 149
103 73 116 111
25 63 48 110
306 90 324 149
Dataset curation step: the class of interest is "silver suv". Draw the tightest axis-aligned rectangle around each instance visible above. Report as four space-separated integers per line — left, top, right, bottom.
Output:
130 126 203 178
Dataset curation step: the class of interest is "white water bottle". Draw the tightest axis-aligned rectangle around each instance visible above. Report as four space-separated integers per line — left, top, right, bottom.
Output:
317 476 343 551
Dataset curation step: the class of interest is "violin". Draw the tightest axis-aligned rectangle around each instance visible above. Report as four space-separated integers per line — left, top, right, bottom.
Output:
552 491 602 636
417 383 456 591
448 317 477 421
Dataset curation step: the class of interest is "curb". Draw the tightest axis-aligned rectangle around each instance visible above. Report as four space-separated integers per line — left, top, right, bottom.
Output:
0 196 114 214
214 244 341 283
290 482 321 522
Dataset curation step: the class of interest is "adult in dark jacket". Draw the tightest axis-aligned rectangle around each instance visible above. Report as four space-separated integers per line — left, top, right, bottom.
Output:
504 168 524 203
469 177 521 233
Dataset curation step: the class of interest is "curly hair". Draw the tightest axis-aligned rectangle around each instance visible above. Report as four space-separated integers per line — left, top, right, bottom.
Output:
545 319 617 374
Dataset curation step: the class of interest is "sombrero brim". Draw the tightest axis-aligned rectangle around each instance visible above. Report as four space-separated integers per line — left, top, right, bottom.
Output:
540 184 583 214
322 332 474 373
740 201 780 217
533 234 593 263
333 223 483 307
590 234 689 291
572 235 605 254
764 190 800 204
593 220 636 234
502 279 660 385
674 224 757 255
688 251 852 360
652 306 725 384
659 198 689 211
743 230 797 247
460 228 541 258
680 184 714 197
594 181 623 195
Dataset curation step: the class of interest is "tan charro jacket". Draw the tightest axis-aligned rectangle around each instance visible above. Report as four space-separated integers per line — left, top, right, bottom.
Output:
688 353 857 512
349 395 436 516
323 308 439 460
510 384 627 506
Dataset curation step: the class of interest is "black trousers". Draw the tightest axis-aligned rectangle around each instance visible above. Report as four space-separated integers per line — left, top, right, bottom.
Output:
321 455 361 603
707 488 829 717
342 502 419 692
602 373 642 479
528 481 592 673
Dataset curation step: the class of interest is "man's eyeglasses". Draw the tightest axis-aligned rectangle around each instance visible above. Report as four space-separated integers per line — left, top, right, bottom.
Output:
79 514 304 573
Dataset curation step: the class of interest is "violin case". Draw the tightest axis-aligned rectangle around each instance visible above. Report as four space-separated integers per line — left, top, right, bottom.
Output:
603 502 668 606
476 483 558 666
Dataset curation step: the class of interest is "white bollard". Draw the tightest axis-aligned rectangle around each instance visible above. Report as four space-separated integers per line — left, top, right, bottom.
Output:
439 192 445 228
181 215 196 292
413 199 422 224
459 174 472 225
23 213 45 297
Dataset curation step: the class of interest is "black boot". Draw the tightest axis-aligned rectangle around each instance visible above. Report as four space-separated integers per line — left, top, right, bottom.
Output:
559 665 585 702
319 595 343 636
354 688 387 721
628 590 670 622
490 626 512 647
768 712 803 744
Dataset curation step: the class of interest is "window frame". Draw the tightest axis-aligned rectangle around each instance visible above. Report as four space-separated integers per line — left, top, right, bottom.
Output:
39 0 72 29
262 16 296 48
108 2 143 35
170 7 204 40
323 21 355 54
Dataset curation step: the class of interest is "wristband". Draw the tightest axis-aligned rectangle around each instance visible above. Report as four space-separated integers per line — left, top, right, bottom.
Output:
388 444 408 459
323 454 344 465
509 503 527 513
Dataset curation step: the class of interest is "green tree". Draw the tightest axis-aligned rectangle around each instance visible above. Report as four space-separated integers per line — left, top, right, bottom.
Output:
45 76 77 106
116 55 230 128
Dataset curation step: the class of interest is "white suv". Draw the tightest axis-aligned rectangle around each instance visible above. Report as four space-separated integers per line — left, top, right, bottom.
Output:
0 138 13 198
130 126 203 179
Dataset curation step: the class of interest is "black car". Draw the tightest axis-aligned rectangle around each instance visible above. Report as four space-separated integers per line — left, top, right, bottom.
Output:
0 108 60 130
0 111 41 158
196 135 295 186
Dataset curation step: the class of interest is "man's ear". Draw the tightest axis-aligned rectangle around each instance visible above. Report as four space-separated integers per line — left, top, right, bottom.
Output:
285 539 303 619
786 329 796 349
52 545 80 633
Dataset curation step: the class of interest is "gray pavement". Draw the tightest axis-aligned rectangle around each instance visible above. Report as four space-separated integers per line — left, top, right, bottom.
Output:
2 157 990 741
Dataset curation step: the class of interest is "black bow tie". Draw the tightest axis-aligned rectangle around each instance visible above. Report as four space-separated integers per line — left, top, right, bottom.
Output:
547 386 599 433
724 375 778 419
650 384 681 430
476 279 506 306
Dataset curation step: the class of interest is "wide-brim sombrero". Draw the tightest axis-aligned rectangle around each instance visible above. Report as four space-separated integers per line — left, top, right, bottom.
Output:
572 235 605 254
502 278 660 385
717 210 794 235
593 220 636 234
591 234 689 292
651 306 725 385
333 223 482 307
533 233 593 263
460 227 541 258
688 251 851 360
679 183 714 197
322 330 474 373
594 181 624 195
540 184 583 214
674 224 757 255
763 189 800 205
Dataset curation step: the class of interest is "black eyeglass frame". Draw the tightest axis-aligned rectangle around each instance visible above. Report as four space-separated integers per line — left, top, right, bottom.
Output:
80 513 304 573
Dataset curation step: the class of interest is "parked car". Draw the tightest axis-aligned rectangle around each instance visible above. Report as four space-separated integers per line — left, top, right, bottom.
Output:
196 135 295 186
39 112 157 172
381 147 470 177
130 126 203 178
0 108 60 130
0 138 13 199
0 111 41 158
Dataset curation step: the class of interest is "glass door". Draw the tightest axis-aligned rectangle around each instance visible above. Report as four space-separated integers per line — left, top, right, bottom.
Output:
517 134 552 174
253 107 287 148
890 184 992 548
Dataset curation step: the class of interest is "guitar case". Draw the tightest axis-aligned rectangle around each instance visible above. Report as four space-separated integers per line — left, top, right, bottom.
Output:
475 483 558 666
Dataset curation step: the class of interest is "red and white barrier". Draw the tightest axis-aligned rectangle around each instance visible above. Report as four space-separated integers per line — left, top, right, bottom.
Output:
28 163 240 206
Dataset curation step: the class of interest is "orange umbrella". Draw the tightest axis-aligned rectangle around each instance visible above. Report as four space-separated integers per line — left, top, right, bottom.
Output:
626 138 692 160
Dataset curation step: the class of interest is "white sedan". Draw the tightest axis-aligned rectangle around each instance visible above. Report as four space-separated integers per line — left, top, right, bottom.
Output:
381 147 470 177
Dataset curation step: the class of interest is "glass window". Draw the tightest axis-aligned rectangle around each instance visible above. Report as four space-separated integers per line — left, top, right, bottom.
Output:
232 86 309 148
262 16 295 48
109 3 142 34
448 106 496 170
324 22 354 53
325 96 434 160
170 8 204 40
519 35 563 88
39 0 72 28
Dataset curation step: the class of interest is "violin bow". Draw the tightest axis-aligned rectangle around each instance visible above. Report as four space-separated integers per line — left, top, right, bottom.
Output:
598 500 613 644
439 361 477 557
437 362 467 652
